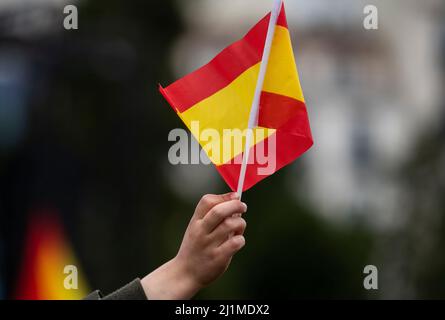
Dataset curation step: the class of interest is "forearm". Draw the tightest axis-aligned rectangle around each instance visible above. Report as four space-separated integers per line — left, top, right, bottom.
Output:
141 256 202 300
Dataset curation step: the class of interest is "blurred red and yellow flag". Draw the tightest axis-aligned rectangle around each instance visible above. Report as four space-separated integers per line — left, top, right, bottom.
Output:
160 2 313 191
14 209 89 300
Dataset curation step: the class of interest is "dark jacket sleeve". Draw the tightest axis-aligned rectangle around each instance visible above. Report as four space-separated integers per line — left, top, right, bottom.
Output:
84 278 148 300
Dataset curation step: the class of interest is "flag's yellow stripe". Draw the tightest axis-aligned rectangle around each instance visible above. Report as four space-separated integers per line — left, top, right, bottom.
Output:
179 62 259 139
178 25 303 165
178 63 275 165
264 25 305 103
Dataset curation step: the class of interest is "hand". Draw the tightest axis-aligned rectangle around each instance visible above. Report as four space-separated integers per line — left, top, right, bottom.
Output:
176 192 247 287
141 192 247 299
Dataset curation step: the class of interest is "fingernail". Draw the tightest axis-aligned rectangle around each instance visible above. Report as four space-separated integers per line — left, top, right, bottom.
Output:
242 202 247 212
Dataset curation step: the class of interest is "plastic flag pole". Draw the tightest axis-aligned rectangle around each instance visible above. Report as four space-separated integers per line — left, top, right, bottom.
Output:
236 0 282 199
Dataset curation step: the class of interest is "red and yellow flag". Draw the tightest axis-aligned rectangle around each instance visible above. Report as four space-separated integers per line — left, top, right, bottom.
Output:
14 208 89 300
160 3 313 191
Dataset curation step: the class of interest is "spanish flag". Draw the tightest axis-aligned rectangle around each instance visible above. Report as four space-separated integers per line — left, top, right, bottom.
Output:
160 2 313 192
14 208 89 300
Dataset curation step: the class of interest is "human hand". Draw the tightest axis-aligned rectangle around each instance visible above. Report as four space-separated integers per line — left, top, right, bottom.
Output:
141 192 247 299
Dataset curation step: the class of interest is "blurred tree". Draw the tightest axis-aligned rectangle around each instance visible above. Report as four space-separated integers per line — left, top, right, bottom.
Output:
388 21 445 299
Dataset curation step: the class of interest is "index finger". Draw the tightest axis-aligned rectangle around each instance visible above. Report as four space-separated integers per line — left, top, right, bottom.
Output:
193 192 239 219
201 200 247 233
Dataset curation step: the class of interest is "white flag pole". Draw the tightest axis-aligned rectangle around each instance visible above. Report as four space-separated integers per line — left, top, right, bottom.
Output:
236 0 282 199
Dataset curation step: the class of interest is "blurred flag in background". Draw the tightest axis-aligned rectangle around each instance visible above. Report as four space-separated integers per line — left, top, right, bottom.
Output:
14 208 89 300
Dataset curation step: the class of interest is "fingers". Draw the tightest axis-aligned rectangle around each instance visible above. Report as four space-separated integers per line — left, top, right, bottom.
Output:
193 193 239 220
217 235 245 258
210 216 247 245
201 200 247 233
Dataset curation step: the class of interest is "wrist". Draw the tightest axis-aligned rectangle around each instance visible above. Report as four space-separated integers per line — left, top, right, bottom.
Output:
172 255 204 297
141 256 202 300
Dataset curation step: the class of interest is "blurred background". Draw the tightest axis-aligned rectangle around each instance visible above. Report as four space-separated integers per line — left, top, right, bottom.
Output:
0 0 444 299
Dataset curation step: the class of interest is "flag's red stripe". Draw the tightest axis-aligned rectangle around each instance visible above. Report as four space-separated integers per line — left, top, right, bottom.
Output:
259 91 312 139
160 5 289 113
276 3 288 28
160 15 269 113
216 88 313 192
215 129 313 192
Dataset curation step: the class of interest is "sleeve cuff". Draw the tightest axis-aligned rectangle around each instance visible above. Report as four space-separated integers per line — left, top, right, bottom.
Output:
84 278 148 300
102 278 148 300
